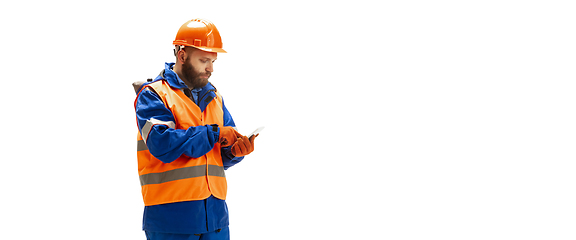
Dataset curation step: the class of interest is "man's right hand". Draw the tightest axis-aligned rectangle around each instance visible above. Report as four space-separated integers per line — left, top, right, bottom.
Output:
231 134 257 157
219 126 242 147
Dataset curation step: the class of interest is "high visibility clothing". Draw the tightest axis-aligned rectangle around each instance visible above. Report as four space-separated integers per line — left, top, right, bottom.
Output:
136 79 227 206
173 18 226 53
135 62 243 234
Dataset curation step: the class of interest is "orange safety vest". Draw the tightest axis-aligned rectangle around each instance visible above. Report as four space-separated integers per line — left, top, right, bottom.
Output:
135 80 227 206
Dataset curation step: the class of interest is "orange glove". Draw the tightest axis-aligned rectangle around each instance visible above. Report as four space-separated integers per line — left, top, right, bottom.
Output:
231 135 257 157
219 126 242 147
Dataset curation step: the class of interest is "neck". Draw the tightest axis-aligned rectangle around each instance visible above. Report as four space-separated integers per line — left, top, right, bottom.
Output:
172 63 184 82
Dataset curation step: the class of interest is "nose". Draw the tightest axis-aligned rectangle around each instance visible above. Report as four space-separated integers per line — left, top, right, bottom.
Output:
206 62 213 73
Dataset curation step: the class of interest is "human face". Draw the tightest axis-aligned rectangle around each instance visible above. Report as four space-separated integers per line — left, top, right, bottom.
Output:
181 48 217 89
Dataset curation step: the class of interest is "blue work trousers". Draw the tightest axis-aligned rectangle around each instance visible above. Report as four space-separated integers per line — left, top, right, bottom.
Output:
145 227 230 240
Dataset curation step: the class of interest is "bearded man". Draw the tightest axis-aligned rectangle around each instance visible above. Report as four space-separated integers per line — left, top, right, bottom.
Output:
133 18 257 240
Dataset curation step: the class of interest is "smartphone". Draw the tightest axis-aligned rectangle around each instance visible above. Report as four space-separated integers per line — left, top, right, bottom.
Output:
248 126 265 138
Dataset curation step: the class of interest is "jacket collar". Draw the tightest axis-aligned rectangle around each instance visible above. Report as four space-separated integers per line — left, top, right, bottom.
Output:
153 62 188 89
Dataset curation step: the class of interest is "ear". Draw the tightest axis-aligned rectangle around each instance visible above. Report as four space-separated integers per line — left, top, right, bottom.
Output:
176 48 187 64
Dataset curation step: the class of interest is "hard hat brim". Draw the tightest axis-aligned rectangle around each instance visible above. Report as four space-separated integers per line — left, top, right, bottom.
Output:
194 46 227 53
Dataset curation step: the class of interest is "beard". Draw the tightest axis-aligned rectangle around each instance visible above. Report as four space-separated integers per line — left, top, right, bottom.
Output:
181 57 210 89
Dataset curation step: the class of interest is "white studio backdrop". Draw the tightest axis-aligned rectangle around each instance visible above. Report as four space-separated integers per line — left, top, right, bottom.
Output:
1 0 575 239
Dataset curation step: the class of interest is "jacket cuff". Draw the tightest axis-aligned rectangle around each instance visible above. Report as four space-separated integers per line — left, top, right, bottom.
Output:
208 124 220 146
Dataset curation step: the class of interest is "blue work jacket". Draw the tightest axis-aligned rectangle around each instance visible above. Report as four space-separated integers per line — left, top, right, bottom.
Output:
134 62 244 234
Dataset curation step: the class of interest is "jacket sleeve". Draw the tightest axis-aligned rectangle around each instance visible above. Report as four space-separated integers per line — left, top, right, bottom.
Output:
220 98 245 170
136 88 220 163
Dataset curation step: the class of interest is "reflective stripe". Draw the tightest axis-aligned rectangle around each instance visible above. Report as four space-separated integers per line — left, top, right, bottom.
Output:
141 118 176 143
140 165 225 186
137 140 148 151
140 165 204 186
208 164 226 178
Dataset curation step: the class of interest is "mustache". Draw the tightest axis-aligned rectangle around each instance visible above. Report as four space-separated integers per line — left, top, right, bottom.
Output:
199 72 211 78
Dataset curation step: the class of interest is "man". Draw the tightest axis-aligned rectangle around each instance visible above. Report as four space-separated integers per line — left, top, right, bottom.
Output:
133 18 257 240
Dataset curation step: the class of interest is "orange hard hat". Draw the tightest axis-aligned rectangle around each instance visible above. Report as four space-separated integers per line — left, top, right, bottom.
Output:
173 18 226 53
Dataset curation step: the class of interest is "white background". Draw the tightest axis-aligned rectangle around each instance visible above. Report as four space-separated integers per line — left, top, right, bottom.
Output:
1 0 575 239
